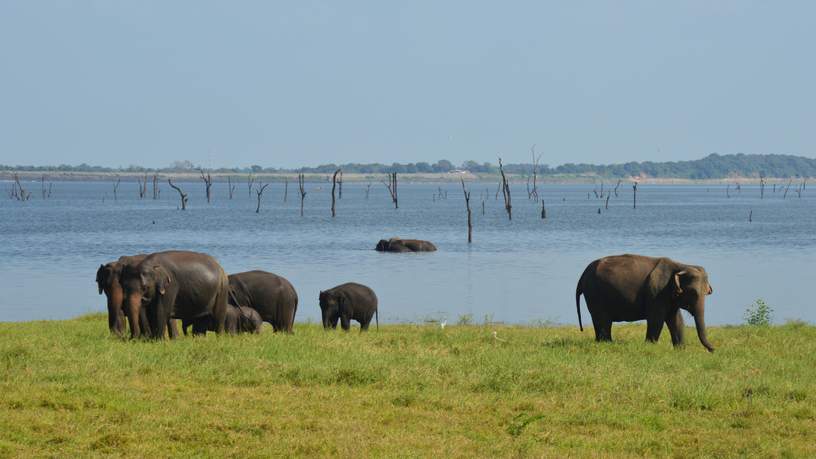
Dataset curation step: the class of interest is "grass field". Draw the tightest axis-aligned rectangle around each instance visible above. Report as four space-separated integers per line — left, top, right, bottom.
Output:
1 316 814 458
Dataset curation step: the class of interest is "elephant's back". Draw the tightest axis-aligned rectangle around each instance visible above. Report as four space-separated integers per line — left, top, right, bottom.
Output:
583 254 656 303
333 282 377 308
146 251 227 310
231 270 296 302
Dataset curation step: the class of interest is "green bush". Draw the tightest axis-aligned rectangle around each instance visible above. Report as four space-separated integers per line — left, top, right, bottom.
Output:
745 299 773 326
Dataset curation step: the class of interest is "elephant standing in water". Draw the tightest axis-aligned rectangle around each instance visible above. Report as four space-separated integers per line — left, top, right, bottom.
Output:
575 254 715 352
228 271 298 333
96 255 178 339
319 283 378 331
119 251 230 339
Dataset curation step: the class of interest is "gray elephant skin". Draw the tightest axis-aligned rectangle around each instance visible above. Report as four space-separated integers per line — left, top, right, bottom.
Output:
575 254 715 352
182 305 263 335
319 282 378 331
228 270 298 333
120 250 230 339
96 254 178 339
375 238 437 253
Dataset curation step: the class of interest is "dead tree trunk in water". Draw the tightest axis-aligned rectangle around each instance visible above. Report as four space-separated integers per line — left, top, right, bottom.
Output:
255 183 269 213
113 177 121 201
365 183 372 200
298 173 306 216
40 175 48 199
12 174 30 201
529 144 541 201
461 179 472 243
632 182 638 209
748 210 752 222
541 200 546 219
498 158 512 220
168 179 188 210
605 194 610 210
200 169 213 203
383 172 398 209
760 176 765 199
783 179 792 199
247 174 255 198
152 174 159 199
614 179 621 197
138 174 148 199
283 178 288 202
338 171 343 200
331 169 340 217
227 176 236 199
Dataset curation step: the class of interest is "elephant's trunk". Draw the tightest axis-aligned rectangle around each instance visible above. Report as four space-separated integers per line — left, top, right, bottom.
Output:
692 304 714 352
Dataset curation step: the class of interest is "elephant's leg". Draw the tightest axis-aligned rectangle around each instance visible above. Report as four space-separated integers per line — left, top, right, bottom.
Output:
192 318 209 336
360 318 370 332
645 311 665 343
340 315 351 331
589 311 612 342
167 319 179 339
665 310 685 347
330 315 339 329
115 307 127 336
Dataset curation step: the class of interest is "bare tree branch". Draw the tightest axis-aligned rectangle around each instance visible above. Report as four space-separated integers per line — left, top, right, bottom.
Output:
168 179 188 210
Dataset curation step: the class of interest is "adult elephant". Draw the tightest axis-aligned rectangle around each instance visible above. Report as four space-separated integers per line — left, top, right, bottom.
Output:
575 254 715 352
228 270 298 333
375 238 437 253
96 255 178 339
182 305 263 335
120 250 229 339
319 282 378 331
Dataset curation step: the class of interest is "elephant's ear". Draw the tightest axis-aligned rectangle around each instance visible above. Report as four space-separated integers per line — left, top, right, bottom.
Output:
153 266 172 296
645 259 678 300
96 264 106 294
673 270 688 297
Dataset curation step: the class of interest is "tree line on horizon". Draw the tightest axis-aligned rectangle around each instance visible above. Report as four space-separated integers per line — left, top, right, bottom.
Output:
2 153 815 179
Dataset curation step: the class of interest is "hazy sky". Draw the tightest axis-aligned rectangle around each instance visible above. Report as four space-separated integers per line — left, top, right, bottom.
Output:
1 1 814 168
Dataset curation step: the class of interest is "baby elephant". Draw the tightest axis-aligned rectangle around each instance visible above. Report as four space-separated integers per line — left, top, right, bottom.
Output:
375 237 437 253
319 282 378 331
182 305 263 335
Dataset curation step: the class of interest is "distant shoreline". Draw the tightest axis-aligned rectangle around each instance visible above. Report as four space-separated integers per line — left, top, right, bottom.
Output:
0 169 807 185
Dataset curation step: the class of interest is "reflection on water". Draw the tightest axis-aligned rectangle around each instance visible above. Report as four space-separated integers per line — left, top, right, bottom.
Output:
1 180 814 324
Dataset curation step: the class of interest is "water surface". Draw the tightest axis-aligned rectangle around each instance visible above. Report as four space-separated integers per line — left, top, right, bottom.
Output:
1 180 813 325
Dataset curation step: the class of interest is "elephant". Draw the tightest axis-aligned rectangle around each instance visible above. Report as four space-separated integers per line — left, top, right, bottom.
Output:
575 254 715 352
119 250 230 339
182 305 263 335
96 254 178 339
319 282 378 331
375 237 437 253
228 270 298 333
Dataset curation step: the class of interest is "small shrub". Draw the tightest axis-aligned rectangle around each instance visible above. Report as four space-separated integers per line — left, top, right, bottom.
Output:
744 299 773 326
457 314 473 326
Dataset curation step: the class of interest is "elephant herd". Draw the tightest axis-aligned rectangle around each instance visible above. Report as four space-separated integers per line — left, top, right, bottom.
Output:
97 248 716 352
96 250 378 339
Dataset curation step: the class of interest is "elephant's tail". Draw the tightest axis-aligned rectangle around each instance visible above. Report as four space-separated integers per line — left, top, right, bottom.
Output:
575 281 584 332
375 308 379 331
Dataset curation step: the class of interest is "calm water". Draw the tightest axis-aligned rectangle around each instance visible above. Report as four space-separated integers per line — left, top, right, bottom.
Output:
1 180 814 325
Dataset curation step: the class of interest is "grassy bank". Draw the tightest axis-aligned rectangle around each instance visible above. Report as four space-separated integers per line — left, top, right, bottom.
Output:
1 316 814 457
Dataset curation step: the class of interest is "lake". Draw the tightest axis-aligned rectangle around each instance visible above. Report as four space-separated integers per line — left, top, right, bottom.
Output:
1 179 814 326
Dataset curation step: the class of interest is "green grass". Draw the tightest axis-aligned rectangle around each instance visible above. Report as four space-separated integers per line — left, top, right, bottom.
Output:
1 315 814 458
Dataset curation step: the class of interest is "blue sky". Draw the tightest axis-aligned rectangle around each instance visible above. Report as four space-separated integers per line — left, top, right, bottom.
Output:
1 1 814 168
